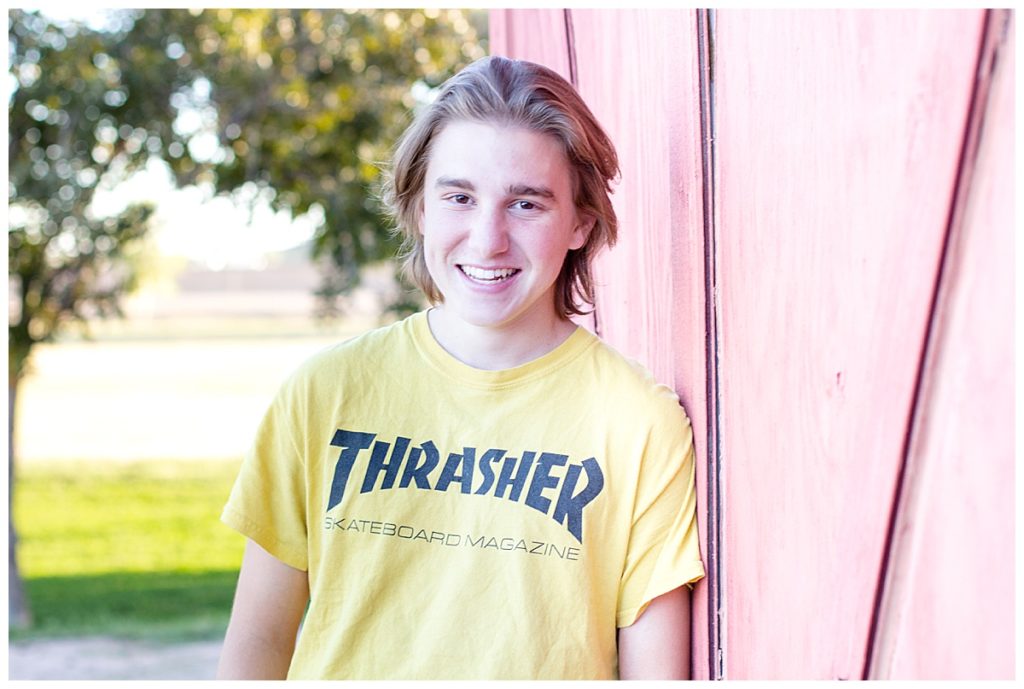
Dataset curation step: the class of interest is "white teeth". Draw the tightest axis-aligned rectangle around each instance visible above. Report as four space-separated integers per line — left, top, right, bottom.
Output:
460 265 518 281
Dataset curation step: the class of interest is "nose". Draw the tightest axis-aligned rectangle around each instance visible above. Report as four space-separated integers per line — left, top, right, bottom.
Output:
466 205 510 257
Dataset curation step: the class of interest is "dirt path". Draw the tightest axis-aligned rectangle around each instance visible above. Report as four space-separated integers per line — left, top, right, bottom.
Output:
8 636 222 680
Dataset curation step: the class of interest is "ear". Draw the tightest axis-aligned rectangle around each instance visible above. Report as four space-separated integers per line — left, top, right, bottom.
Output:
569 213 596 251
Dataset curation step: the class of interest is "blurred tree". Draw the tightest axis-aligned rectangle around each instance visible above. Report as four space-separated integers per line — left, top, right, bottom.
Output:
7 7 487 628
8 8 188 628
152 8 488 314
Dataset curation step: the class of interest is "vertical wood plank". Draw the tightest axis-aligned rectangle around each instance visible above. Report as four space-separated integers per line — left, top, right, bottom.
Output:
570 10 712 678
487 9 572 81
868 12 1015 679
713 10 985 678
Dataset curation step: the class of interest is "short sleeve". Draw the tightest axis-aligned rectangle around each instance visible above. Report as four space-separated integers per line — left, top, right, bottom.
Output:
221 372 309 571
616 404 705 628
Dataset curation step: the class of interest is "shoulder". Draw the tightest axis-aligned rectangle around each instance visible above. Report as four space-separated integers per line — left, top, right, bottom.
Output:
581 334 691 427
575 335 696 484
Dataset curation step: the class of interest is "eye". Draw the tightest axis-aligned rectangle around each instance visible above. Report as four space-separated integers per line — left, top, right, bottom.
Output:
447 193 471 205
512 200 538 211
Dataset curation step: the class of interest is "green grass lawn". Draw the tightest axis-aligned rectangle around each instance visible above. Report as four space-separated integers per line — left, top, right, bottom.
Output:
12 459 246 642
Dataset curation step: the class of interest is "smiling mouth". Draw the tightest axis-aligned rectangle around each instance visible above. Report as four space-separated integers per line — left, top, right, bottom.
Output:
458 265 521 282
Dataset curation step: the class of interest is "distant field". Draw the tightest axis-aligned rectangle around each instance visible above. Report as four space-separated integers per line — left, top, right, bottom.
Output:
15 322 374 462
56 313 377 343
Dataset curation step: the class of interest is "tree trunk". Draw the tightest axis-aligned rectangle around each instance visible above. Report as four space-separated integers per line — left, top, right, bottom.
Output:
9 377 32 629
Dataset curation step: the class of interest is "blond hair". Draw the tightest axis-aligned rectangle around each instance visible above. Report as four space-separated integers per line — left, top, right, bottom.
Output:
380 55 619 317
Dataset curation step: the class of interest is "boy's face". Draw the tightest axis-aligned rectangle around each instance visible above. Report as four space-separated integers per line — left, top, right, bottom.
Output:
419 119 590 336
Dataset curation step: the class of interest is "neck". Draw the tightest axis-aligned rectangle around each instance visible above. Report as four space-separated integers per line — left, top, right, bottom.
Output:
426 306 578 371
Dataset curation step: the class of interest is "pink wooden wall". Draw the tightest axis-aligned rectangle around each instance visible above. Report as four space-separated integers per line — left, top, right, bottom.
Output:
867 13 1015 679
489 9 1014 680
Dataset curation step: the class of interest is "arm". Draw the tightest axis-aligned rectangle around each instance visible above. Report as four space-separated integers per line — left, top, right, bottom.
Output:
617 586 693 680
216 539 310 679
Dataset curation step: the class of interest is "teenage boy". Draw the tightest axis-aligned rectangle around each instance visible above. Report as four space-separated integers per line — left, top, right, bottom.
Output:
217 55 705 680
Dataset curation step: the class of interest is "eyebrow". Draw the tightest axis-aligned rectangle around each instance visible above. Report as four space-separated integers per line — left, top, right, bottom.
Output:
435 177 475 190
433 177 556 200
506 183 555 200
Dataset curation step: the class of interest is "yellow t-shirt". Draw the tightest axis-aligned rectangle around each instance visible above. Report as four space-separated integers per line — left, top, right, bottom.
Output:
222 310 704 679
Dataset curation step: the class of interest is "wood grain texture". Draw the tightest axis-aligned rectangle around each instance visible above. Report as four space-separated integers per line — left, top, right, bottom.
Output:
713 10 985 679
569 9 713 679
487 9 572 81
868 12 1015 679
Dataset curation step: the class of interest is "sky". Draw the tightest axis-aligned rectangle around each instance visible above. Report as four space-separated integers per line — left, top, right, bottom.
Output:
91 158 320 271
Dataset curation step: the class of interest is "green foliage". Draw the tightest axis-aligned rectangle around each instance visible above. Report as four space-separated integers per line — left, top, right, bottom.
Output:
12 459 244 640
8 10 177 378
8 8 489 373
160 9 488 309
